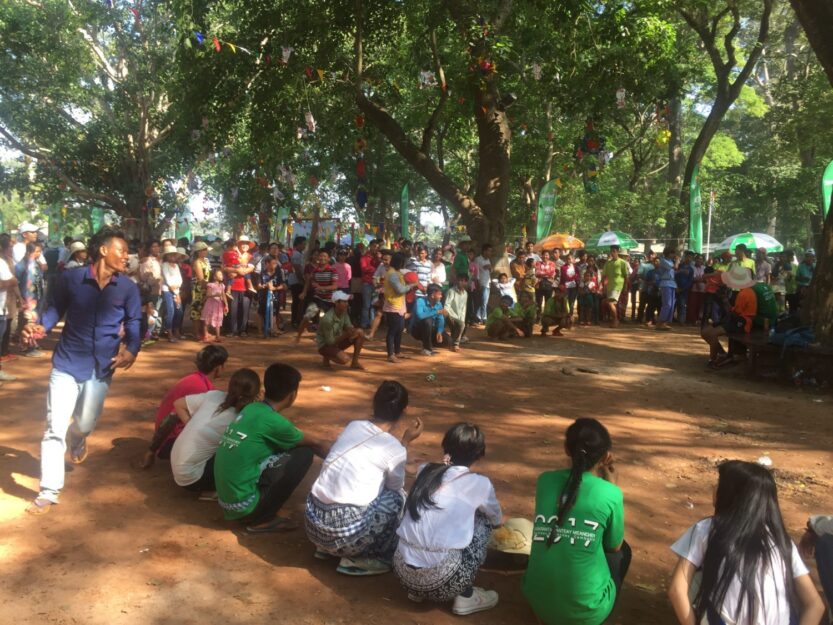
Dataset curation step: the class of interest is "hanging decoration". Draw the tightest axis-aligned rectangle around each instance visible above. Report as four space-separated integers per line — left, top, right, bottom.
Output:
304 111 317 133
574 119 606 193
616 88 626 108
281 46 294 63
419 70 438 89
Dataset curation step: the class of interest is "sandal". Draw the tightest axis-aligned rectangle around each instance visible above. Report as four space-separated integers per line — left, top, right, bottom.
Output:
245 516 298 534
70 440 88 465
26 497 55 515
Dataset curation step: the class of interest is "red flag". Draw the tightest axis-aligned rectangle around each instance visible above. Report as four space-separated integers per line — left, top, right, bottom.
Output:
213 36 221 52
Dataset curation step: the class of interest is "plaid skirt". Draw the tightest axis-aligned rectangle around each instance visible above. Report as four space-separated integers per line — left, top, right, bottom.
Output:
305 489 404 561
393 513 492 602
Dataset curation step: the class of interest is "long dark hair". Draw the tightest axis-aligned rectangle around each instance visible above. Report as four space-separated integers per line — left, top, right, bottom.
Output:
695 460 795 623
546 418 611 546
405 423 485 522
216 368 260 414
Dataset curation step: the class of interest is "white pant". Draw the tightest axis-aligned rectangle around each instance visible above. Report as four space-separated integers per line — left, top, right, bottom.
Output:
39 369 111 502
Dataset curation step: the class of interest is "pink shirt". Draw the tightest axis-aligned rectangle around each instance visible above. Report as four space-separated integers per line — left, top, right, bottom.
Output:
334 261 352 289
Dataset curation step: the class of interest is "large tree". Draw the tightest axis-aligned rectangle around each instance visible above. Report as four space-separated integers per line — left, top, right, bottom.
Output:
0 0 197 237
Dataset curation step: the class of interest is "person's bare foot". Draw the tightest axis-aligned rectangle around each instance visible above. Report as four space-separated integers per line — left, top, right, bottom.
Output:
350 362 366 370
451 345 460 352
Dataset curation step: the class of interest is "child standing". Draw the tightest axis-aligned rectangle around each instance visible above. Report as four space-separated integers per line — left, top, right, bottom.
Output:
394 423 502 616
578 270 599 326
202 269 229 342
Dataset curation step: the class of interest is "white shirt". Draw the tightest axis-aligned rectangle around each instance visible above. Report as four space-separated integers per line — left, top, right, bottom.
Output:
474 255 492 288
161 262 183 292
430 261 447 286
310 420 406 507
0 257 13 315
12 242 46 266
492 278 516 304
396 465 502 568
671 518 809 625
170 391 237 486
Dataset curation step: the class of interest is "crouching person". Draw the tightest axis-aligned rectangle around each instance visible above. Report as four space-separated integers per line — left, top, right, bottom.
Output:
394 423 502 616
214 363 329 533
305 381 423 576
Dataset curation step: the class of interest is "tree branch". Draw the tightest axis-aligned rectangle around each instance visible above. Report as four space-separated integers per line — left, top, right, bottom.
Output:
420 28 449 155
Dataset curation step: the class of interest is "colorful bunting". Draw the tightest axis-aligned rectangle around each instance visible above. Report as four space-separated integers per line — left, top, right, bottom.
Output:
194 31 205 45
317 68 325 82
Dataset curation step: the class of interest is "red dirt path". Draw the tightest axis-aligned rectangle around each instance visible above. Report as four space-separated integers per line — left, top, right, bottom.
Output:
1 323 831 625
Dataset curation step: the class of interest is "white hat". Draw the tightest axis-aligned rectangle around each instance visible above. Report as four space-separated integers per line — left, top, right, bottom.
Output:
331 291 352 303
237 235 252 244
721 263 755 290
69 241 86 255
161 244 186 260
18 222 38 233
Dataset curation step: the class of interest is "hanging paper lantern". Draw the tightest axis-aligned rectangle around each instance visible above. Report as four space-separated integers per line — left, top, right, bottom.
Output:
144 185 155 197
194 32 205 45
354 138 367 152
281 46 294 64
418 70 437 89
356 188 368 208
616 88 626 108
304 66 314 78
304 111 316 133
213 36 221 52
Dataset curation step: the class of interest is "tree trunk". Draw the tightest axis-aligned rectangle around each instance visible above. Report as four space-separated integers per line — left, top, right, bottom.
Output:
789 0 833 346
666 96 684 198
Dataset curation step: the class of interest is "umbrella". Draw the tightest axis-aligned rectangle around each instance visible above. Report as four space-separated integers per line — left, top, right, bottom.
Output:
534 233 584 252
714 232 783 253
585 230 639 251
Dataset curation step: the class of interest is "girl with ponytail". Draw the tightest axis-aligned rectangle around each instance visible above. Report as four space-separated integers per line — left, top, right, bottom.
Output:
394 423 503 616
305 380 423 577
523 418 629 625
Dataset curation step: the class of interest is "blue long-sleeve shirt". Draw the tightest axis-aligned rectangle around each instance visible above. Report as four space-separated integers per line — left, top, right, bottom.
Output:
409 297 445 335
41 265 142 382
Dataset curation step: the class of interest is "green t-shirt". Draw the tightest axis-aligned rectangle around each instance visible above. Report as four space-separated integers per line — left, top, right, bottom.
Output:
511 302 537 324
452 253 469 280
485 306 508 331
544 295 568 319
602 258 629 292
752 282 777 329
523 470 625 625
214 402 304 520
316 308 352 348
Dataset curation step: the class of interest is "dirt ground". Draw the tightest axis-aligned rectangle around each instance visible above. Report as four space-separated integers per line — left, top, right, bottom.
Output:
1 319 831 625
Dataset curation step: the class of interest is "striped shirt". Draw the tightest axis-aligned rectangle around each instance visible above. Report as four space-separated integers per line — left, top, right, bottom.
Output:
413 260 432 297
312 264 337 302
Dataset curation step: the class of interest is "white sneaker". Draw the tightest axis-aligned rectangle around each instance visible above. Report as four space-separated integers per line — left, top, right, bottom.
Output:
452 587 498 616
336 557 391 576
420 349 434 356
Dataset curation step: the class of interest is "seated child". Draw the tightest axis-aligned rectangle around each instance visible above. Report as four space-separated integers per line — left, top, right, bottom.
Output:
394 423 502 616
523 418 629 625
486 295 525 339
305 381 423 576
541 288 569 336
509 291 536 338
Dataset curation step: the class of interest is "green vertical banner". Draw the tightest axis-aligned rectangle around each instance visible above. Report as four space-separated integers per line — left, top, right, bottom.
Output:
822 159 833 219
400 183 409 238
689 163 703 253
91 207 105 233
536 179 558 241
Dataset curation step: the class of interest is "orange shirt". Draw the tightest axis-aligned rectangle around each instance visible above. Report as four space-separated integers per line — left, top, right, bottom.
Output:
732 287 757 333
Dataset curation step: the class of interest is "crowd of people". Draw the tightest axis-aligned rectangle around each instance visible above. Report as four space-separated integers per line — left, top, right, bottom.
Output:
2 223 829 624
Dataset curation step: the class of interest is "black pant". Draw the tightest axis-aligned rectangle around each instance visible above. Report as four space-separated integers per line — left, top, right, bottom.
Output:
385 312 405 356
240 447 314 526
229 290 250 335
411 316 439 351
290 283 304 326
815 534 833 614
184 455 216 492
1 315 11 357
600 541 632 624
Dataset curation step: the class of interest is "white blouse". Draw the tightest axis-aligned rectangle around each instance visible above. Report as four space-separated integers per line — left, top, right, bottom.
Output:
396 465 502 567
161 262 183 293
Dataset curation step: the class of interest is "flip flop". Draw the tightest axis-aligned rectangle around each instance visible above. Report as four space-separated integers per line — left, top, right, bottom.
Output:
245 516 298 534
70 440 88 465
26 497 55 515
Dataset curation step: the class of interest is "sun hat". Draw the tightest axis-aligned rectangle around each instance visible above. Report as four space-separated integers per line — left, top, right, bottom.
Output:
192 241 209 252
161 244 186 260
721 264 755 290
488 518 533 555
68 241 86 255
442 250 454 262
176 246 188 258
18 222 38 233
237 235 253 245
331 291 352 303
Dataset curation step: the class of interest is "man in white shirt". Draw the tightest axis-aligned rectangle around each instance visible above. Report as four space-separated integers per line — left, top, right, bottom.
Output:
13 223 47 269
0 249 19 384
474 243 493 324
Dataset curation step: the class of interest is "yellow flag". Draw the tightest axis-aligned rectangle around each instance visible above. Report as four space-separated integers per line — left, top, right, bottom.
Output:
317 68 325 82
227 42 237 54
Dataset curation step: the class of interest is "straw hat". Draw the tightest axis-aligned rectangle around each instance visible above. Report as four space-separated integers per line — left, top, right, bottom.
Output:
68 241 86 255
721 264 755 290
192 241 209 253
161 244 186 261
